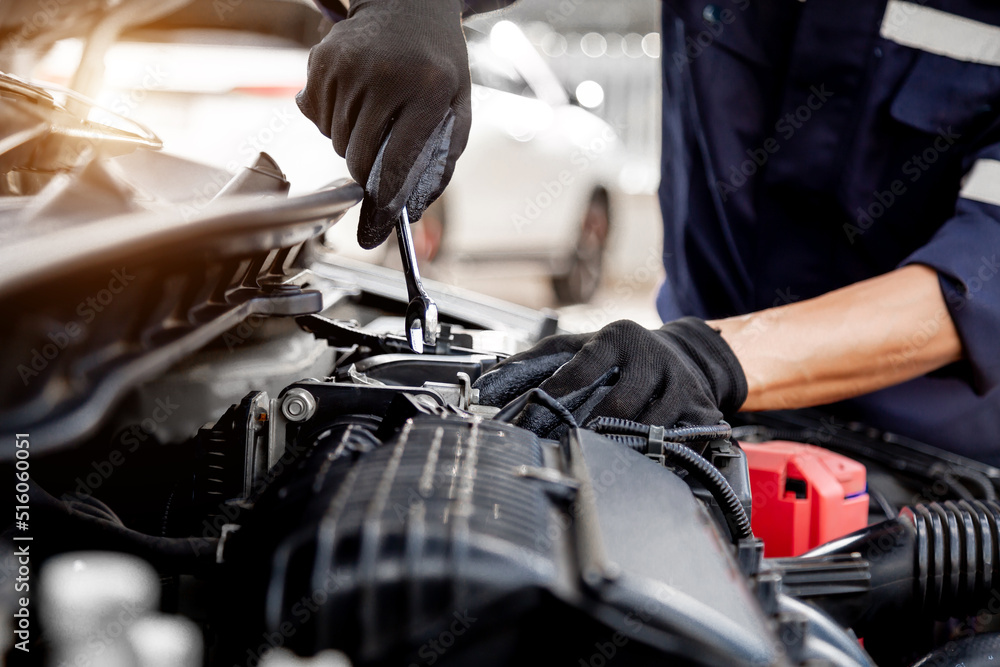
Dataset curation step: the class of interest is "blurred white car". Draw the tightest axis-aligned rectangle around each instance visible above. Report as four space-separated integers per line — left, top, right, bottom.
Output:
36 15 624 303
442 23 623 304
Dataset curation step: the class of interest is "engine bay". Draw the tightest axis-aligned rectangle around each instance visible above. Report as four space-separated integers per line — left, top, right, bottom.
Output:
4 68 1000 667
8 251 1000 667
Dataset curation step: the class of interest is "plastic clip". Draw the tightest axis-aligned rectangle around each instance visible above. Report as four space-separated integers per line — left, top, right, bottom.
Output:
646 425 666 465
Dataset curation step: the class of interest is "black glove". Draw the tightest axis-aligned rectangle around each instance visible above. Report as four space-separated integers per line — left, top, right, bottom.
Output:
474 318 747 435
297 0 471 248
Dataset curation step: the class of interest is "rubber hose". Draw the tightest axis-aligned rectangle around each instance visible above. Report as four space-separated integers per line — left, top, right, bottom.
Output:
800 500 1000 634
589 417 751 542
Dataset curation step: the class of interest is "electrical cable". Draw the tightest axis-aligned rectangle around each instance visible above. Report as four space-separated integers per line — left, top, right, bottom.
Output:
589 416 732 442
586 417 751 542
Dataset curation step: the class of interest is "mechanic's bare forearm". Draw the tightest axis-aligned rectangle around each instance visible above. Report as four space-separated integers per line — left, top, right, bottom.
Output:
709 264 963 411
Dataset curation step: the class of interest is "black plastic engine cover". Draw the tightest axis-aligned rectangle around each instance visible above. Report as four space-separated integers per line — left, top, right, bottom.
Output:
226 414 784 666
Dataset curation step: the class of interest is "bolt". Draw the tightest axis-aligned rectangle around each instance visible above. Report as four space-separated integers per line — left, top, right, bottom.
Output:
281 388 316 422
260 277 300 294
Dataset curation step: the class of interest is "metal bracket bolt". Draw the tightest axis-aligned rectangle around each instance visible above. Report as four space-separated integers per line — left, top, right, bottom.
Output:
281 388 317 422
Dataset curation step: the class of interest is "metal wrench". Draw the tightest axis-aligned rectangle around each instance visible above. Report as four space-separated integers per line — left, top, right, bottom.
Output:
395 206 439 353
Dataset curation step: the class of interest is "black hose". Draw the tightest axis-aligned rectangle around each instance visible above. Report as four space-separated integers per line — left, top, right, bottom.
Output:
955 468 998 502
868 488 898 520
586 417 751 542
927 463 977 502
657 439 753 541
799 499 1000 635
496 401 748 540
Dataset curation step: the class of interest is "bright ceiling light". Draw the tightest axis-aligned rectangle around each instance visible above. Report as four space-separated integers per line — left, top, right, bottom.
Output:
575 80 604 108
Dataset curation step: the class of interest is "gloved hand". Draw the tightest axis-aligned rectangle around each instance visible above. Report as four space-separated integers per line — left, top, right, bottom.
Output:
297 0 471 248
474 318 747 435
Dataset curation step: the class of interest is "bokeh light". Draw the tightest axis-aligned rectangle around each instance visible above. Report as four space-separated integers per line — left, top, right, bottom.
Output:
575 80 605 108
581 32 608 58
641 32 661 58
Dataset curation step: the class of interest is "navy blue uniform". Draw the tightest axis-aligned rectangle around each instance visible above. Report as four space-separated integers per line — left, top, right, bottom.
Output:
659 0 1000 460
313 0 1000 460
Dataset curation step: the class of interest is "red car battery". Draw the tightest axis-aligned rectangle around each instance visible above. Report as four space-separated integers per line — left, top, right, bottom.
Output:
741 440 868 557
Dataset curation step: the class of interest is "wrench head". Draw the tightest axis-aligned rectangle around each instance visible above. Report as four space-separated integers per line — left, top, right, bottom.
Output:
422 301 439 347
407 319 424 355
405 298 438 354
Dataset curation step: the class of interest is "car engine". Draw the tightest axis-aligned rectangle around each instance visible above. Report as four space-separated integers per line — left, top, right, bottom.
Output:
5 35 1000 667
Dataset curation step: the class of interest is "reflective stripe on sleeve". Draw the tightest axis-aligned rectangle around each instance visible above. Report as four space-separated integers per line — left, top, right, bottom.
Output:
881 1 1000 66
960 159 1000 207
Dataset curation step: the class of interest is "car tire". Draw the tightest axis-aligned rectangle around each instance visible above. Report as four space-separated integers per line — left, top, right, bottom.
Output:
551 189 610 305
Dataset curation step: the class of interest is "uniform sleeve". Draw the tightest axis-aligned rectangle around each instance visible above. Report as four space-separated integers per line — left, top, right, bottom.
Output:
312 0 515 21
902 141 1000 394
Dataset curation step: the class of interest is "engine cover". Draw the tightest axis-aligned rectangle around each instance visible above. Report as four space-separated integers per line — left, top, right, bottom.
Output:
226 413 783 666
